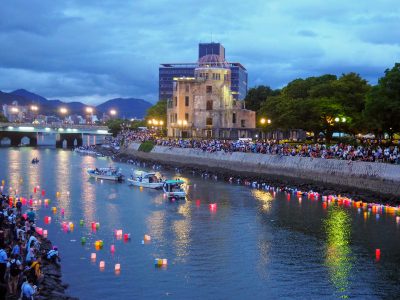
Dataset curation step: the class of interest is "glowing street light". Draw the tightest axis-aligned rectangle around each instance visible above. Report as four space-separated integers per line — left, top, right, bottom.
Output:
11 107 19 113
148 120 153 125
260 118 266 125
110 109 117 116
30 105 39 112
60 107 68 114
86 107 93 114
334 117 340 122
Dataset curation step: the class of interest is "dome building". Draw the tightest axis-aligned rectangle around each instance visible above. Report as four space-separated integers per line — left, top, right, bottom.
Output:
167 55 255 138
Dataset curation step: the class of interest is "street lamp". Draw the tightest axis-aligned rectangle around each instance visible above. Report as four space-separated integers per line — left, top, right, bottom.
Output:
86 107 93 114
109 109 117 117
60 107 68 114
30 105 38 112
259 117 272 139
11 107 19 113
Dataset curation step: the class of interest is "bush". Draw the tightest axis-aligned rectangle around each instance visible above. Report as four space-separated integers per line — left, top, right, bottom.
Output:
138 141 154 152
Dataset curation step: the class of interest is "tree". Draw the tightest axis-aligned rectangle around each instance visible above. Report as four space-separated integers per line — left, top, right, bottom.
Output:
0 113 8 123
244 85 280 112
258 73 371 142
364 63 400 139
145 99 167 124
105 119 124 136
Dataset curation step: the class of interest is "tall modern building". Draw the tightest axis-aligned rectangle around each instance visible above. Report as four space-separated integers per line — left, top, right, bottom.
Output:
159 43 247 102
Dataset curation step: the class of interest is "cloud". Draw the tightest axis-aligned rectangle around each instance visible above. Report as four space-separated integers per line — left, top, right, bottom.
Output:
0 0 399 103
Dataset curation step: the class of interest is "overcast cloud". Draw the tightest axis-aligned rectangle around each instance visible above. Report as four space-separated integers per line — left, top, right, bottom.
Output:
0 0 399 104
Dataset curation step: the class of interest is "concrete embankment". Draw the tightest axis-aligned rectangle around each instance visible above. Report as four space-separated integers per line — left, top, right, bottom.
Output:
120 143 400 200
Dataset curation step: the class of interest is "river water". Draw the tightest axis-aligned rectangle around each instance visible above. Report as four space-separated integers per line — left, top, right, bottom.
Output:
1 147 399 299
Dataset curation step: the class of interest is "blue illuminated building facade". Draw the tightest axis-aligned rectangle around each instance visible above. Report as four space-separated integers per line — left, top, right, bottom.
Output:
159 43 247 101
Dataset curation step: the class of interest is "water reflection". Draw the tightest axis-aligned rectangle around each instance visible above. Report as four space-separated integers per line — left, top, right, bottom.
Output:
55 150 72 217
324 206 352 298
80 155 97 223
252 190 273 212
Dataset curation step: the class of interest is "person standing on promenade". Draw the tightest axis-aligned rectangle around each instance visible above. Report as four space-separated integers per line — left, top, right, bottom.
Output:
7 253 22 295
0 244 7 283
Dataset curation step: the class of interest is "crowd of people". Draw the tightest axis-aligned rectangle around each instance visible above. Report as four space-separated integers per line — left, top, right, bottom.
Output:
107 129 400 164
0 194 60 299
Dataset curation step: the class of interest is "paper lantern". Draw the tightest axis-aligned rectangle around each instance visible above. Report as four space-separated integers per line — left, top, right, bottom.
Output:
144 234 151 242
375 249 381 260
196 200 201 206
33 187 37 193
61 208 65 215
81 237 86 245
91 253 96 260
41 190 45 196
99 261 105 268
209 203 217 210
96 222 100 229
43 230 48 238
80 220 84 226
123 233 130 241
52 207 57 214
162 259 168 266
115 263 121 272
110 245 115 253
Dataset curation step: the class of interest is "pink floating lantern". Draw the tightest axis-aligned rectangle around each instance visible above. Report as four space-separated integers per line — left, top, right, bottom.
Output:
33 187 37 193
43 230 48 238
209 203 217 210
196 200 201 207
91 253 96 261
110 244 115 253
115 263 121 272
41 190 45 196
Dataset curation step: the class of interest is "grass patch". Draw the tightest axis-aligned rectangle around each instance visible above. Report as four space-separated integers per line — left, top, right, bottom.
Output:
138 140 154 152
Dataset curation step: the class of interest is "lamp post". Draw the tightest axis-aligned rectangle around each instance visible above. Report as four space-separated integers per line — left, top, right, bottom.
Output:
334 116 346 138
177 119 187 138
86 107 93 124
110 109 117 117
259 117 272 139
59 107 68 124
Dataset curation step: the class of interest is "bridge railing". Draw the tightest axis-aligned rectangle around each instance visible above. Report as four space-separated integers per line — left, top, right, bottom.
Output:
0 122 109 131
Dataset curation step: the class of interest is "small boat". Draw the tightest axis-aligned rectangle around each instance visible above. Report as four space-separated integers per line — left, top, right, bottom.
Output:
127 171 164 189
87 167 124 181
31 158 39 164
163 179 186 199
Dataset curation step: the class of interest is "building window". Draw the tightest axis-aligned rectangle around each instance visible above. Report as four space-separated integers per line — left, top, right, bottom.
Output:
206 117 213 126
206 86 212 93
241 120 246 128
205 73 209 80
185 85 189 92
206 100 213 110
185 113 189 121
185 96 189 107
174 113 177 123
174 97 177 107
232 113 236 124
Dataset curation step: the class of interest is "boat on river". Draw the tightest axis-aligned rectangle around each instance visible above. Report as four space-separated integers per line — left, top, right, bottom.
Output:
163 179 186 199
127 171 164 189
87 167 124 181
31 158 39 164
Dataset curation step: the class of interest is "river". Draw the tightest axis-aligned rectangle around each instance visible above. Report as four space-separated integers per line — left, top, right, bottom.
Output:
1 147 399 299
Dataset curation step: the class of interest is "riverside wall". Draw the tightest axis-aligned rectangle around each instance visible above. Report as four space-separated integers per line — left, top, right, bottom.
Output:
122 143 400 197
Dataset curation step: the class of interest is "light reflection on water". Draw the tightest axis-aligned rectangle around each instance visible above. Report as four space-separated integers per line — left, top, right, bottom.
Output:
324 206 352 298
0 148 399 299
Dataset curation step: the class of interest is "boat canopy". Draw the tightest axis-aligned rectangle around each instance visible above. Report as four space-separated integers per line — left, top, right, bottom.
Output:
165 179 184 185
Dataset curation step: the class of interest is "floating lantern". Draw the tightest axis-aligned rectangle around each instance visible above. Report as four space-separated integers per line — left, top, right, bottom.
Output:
67 191 70 196
116 229 123 238
52 207 57 214
1 180 4 186
41 190 45 197
110 244 115 253
33 187 37 193
38 199 42 205
56 191 60 197
396 216 400 224
69 222 74 231
36 227 43 235
115 263 121 272
80 220 84 226
81 237 86 245
375 249 381 260
22 213 27 219
196 200 201 206
99 261 105 269
61 208 65 215
209 203 217 210
29 199 33 206
144 234 151 242
43 230 48 238
91 253 96 261
124 233 130 241
162 259 168 266
96 222 100 229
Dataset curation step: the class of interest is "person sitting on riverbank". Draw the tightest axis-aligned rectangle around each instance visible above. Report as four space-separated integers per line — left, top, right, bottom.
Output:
46 246 61 266
29 257 43 285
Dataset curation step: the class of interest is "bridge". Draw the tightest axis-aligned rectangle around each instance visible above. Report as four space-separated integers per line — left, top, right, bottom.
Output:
0 123 111 148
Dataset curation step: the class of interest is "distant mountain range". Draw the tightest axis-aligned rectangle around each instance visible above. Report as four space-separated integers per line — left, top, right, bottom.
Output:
0 89 153 119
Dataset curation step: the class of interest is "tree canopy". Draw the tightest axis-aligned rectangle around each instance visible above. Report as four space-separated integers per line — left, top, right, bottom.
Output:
244 85 280 112
145 99 167 124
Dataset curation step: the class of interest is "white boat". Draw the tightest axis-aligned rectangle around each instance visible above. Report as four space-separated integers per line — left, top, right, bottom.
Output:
127 171 164 189
87 167 124 181
163 179 186 199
